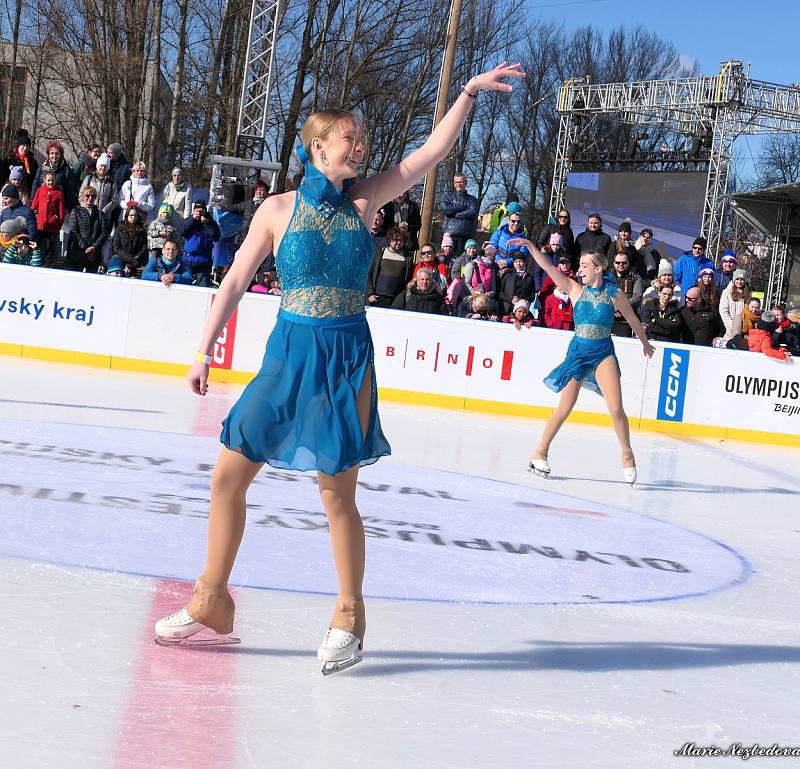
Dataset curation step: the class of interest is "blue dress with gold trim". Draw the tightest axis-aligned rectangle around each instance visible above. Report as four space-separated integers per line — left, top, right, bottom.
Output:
220 159 391 475
544 277 620 396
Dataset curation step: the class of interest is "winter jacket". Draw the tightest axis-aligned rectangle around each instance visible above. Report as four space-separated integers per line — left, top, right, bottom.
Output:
490 222 529 266
463 258 497 297
680 304 722 346
536 223 576 261
441 190 479 238
30 186 65 234
748 328 790 360
635 244 661 281
147 218 177 251
32 157 76 208
391 284 445 314
109 154 132 192
2 243 42 266
179 215 221 270
112 224 148 268
497 269 535 317
119 176 155 219
141 255 193 285
673 251 715 296
413 259 448 290
0 201 37 239
640 299 685 343
366 247 415 303
502 309 537 327
717 270 734 292
160 181 193 228
544 291 574 330
642 281 683 306
574 227 612 259
718 285 747 340
533 247 562 292
68 205 106 261
72 152 96 185
614 269 644 312
80 174 118 221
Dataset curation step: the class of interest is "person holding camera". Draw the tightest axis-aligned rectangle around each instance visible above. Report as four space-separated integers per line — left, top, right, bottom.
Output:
179 200 220 287
2 232 41 266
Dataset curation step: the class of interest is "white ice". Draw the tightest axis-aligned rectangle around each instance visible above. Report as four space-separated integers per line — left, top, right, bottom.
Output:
1 357 799 769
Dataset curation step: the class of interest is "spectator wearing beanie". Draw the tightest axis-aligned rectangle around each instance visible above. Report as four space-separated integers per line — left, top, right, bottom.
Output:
611 220 640 273
503 298 537 328
449 237 478 282
31 140 75 208
80 153 118 224
160 167 193 229
696 266 720 309
642 258 682 305
0 215 29 253
748 310 792 360
674 236 714 298
1 129 38 200
0 183 37 239
534 232 565 292
106 143 132 191
717 250 737 291
719 268 751 342
539 252 574 306
366 228 415 308
536 207 575 263
148 203 177 261
1 231 42 266
497 253 535 317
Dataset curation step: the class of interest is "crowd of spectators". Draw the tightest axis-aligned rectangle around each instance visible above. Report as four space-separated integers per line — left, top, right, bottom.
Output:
2 132 798 360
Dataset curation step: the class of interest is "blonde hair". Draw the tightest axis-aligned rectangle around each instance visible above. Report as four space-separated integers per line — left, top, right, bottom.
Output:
581 250 608 271
299 109 367 161
132 160 147 173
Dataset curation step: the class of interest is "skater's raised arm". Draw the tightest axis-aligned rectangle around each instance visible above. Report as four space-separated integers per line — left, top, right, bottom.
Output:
349 62 524 216
507 237 580 301
612 292 656 358
187 197 279 395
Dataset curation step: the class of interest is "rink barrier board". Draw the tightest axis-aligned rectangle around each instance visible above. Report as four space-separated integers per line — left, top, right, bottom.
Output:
1 263 799 447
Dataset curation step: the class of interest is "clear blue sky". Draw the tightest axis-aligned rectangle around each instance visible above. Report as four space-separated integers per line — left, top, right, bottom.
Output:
527 0 800 86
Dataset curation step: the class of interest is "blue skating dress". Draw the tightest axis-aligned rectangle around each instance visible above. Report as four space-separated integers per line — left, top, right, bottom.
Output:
544 276 620 396
220 159 391 475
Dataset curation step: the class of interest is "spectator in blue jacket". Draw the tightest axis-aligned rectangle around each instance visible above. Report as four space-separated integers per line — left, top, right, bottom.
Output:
1 184 37 239
441 172 478 256
674 237 714 301
179 200 220 286
141 239 193 286
490 208 528 268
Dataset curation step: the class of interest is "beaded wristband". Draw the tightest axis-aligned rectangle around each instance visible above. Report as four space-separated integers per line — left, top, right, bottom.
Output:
195 352 212 364
461 87 478 99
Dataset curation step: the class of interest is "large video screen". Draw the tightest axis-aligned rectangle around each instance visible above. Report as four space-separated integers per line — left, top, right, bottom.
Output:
565 172 707 262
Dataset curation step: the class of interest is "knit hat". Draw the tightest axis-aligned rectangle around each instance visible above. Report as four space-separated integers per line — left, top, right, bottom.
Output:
107 257 124 275
548 233 563 247
557 254 572 264
96 153 110 169
657 259 673 277
507 202 522 214
14 129 31 148
441 232 454 248
193 199 207 210
698 267 715 278
512 253 527 263
2 183 20 199
9 166 23 181
107 142 124 156
513 299 530 312
158 202 174 218
464 238 477 249
692 236 707 249
482 242 497 256
732 268 749 282
0 215 27 235
618 221 632 234
721 249 737 264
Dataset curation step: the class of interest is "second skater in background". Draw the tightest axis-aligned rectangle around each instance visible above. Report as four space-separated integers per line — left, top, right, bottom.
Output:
508 238 654 484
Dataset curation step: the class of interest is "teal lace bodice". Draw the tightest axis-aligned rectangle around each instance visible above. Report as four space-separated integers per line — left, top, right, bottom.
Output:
276 190 374 318
573 278 617 340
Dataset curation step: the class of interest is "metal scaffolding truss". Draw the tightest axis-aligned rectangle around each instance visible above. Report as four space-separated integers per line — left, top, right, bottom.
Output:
236 0 283 160
550 62 800 274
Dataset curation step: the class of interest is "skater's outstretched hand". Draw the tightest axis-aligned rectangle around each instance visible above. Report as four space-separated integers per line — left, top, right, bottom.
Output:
642 341 656 358
471 61 526 94
188 360 209 396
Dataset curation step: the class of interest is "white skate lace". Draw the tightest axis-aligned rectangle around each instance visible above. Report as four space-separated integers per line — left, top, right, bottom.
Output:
161 607 197 625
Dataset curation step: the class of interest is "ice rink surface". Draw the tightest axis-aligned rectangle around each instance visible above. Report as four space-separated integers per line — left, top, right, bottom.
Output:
1 357 799 769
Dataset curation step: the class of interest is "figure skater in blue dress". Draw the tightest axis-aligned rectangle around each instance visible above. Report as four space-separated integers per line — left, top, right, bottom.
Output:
154 62 525 673
508 238 654 485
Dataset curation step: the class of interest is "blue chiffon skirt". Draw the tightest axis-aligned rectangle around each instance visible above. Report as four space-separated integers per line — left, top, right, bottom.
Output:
544 335 619 396
221 310 391 475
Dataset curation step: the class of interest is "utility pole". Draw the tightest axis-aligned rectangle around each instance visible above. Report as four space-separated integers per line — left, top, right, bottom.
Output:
418 0 463 251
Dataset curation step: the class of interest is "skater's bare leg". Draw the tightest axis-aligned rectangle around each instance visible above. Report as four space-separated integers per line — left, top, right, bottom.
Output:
531 378 581 461
594 357 634 465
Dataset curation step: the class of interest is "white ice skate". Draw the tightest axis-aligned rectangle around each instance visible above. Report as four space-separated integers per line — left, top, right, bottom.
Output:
317 627 363 675
623 465 637 485
528 456 551 478
154 607 241 647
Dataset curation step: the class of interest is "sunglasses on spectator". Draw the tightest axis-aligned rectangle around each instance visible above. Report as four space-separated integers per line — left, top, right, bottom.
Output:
686 296 701 302
421 250 434 256
692 245 704 250
642 233 652 239
614 261 627 266
557 214 568 219
509 218 521 224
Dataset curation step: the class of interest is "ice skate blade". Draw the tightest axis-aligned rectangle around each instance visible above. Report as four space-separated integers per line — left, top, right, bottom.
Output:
528 461 550 478
320 652 363 676
155 631 241 648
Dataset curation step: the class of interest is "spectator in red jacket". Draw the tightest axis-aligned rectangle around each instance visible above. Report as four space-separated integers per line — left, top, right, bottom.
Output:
544 287 574 330
539 253 574 306
748 310 792 360
29 170 65 268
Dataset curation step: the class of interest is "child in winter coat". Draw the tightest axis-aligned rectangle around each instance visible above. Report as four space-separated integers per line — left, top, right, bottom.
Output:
29 170 65 267
1 233 42 266
147 203 177 261
502 299 537 328
544 288 574 330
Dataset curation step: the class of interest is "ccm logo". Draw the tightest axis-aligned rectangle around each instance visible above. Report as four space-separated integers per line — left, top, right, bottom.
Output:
658 348 689 422
663 352 683 417
385 343 514 380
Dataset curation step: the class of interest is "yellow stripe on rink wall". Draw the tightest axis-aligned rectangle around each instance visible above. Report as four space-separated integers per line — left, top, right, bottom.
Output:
2 342 800 448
